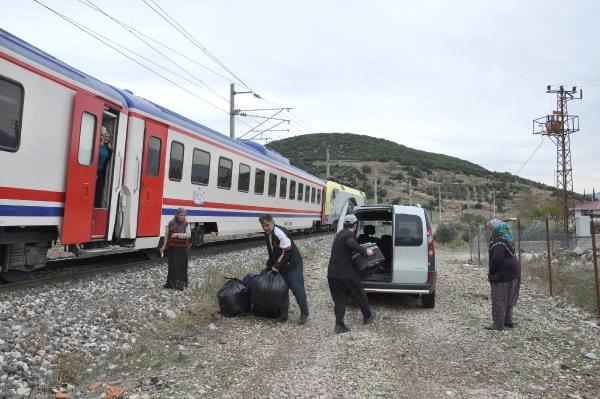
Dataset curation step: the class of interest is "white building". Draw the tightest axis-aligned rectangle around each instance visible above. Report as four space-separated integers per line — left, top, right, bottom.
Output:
574 201 600 237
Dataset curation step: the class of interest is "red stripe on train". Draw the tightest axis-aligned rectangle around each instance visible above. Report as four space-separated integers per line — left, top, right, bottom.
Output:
0 187 66 202
163 198 322 215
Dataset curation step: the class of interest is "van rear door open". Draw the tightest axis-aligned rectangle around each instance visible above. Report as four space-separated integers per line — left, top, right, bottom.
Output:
392 206 428 284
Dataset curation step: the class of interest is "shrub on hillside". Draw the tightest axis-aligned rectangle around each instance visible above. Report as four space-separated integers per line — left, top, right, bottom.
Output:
436 223 459 244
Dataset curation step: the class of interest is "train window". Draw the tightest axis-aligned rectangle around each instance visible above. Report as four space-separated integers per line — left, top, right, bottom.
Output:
280 177 287 199
311 187 316 203
238 163 251 192
147 136 162 177
0 77 24 152
217 157 233 189
305 186 310 202
289 181 296 200
255 169 265 194
77 112 97 166
191 148 210 185
168 141 184 181
316 190 321 205
298 183 304 201
268 173 277 197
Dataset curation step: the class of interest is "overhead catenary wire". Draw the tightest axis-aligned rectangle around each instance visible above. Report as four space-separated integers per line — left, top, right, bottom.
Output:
76 0 233 84
33 0 262 131
140 0 316 136
78 0 229 103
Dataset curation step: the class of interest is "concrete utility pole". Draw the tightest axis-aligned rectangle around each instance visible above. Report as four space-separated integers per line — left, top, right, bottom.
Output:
438 182 442 222
374 168 378 204
534 85 582 246
326 148 330 179
229 83 235 139
409 179 413 206
467 187 471 213
492 191 496 219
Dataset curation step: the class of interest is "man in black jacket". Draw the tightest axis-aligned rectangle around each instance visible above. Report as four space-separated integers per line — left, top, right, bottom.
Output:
327 214 375 333
259 214 309 324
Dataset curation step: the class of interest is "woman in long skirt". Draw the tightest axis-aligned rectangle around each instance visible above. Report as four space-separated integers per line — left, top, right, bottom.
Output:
486 219 521 331
161 208 191 291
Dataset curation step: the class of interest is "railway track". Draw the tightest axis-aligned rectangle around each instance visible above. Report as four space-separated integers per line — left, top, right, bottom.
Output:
0 231 331 292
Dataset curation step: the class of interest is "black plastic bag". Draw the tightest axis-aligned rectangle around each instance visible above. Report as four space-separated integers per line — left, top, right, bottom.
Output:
217 278 250 317
251 271 289 318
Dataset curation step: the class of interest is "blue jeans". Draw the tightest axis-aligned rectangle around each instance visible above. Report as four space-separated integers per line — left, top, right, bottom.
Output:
280 260 309 318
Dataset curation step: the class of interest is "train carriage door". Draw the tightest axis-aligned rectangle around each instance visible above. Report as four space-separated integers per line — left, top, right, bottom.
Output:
62 92 104 244
137 120 167 237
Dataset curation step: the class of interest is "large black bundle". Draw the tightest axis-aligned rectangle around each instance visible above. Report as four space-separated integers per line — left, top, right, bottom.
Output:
352 242 385 277
251 271 289 318
217 278 250 317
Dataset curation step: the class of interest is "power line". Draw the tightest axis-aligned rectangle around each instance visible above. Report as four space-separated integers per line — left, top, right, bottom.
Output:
515 136 545 176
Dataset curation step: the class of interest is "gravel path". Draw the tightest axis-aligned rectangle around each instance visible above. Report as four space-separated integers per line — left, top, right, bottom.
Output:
1 234 599 398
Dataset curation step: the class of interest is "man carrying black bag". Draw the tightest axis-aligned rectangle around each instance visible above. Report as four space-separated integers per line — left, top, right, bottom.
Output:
259 214 309 324
328 214 375 333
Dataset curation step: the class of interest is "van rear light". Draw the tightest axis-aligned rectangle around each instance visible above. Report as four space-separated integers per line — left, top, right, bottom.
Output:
427 271 436 284
427 228 435 259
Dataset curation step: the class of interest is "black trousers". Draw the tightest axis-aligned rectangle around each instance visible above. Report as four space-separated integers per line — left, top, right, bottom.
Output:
328 278 371 326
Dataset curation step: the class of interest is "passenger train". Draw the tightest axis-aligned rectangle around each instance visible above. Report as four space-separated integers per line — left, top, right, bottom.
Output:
0 28 365 273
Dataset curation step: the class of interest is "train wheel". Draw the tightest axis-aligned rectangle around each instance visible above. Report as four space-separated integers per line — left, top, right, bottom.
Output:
144 248 161 260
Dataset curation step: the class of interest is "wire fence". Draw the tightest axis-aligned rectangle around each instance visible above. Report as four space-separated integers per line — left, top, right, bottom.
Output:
468 218 600 319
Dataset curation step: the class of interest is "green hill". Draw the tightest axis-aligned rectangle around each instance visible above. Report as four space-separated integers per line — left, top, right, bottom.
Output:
266 133 558 221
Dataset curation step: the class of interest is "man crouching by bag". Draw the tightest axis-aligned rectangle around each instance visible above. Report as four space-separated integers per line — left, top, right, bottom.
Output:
327 214 375 334
259 214 309 324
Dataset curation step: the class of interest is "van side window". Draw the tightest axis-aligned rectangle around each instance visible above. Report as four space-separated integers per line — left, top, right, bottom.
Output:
191 148 210 185
298 183 304 201
77 112 97 166
217 157 233 189
168 141 184 181
289 181 296 200
255 169 265 194
0 77 24 152
394 214 423 246
304 186 310 202
268 173 277 197
310 187 316 203
238 163 251 192
280 177 287 198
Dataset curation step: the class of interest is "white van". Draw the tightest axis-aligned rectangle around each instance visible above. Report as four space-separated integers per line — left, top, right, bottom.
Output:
337 204 436 308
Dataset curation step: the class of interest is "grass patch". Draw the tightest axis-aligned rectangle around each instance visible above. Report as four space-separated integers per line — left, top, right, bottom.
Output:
523 255 599 312
122 338 187 371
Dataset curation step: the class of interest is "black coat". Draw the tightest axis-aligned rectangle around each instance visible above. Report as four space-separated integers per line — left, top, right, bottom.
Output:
488 237 521 283
265 225 302 274
327 228 368 279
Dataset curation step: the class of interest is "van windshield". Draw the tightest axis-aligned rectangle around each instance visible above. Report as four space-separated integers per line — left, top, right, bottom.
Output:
394 214 423 246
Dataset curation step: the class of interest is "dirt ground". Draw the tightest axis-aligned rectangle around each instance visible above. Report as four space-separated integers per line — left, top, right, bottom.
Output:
82 235 599 399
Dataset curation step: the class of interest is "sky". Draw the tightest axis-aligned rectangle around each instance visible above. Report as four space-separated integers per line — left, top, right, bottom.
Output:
2 0 599 192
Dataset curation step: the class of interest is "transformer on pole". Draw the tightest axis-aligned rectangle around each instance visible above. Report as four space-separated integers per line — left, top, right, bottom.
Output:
533 85 582 247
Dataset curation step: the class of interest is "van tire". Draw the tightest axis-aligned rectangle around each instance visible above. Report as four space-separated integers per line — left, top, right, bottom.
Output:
422 291 435 308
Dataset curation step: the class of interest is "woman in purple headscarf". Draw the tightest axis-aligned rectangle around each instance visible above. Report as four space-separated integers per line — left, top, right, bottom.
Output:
161 208 191 290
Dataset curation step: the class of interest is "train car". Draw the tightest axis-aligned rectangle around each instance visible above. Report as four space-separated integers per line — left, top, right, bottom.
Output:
0 28 324 273
323 181 366 227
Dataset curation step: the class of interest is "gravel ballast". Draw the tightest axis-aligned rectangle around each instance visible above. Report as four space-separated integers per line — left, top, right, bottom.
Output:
1 234 599 398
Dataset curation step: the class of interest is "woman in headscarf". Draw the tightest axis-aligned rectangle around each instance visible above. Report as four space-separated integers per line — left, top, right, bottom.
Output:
486 219 521 331
160 208 191 290
94 127 113 208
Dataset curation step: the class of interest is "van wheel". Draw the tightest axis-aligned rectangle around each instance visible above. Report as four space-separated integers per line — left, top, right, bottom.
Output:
422 291 435 308
144 248 161 260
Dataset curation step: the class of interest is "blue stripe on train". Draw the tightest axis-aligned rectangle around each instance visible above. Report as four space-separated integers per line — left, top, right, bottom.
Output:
162 208 318 218
0 205 64 216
